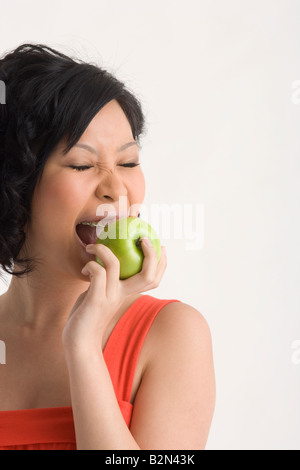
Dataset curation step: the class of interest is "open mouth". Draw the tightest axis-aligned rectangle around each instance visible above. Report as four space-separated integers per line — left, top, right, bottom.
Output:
75 217 118 246
75 213 139 247
76 223 99 246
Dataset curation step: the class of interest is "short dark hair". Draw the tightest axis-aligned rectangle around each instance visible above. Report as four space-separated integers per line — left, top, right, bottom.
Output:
0 43 146 279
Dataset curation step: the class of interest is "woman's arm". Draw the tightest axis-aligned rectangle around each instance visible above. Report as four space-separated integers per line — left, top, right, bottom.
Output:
65 348 141 450
62 239 166 450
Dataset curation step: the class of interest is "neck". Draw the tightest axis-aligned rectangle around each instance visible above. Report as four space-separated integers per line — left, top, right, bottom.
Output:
1 269 89 331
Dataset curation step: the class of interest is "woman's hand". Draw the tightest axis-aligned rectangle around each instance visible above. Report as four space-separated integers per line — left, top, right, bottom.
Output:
62 239 167 355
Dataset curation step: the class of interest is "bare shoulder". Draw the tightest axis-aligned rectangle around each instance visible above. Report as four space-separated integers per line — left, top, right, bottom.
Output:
146 300 213 360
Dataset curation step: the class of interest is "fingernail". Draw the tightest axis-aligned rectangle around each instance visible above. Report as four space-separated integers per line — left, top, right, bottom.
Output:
141 237 152 247
86 244 94 252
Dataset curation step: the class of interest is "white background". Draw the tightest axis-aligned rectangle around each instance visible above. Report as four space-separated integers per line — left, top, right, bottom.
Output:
0 0 299 450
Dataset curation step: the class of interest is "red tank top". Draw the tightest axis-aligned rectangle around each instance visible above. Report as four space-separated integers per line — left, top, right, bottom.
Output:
0 294 180 450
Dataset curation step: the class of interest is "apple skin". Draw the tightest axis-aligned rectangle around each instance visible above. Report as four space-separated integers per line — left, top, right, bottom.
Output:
95 216 161 279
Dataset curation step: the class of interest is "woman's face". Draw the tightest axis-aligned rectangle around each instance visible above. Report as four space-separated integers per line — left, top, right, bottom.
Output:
23 99 146 279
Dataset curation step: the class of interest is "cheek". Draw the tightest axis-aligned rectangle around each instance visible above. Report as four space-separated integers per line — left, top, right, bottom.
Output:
31 172 84 226
128 170 146 203
126 171 146 217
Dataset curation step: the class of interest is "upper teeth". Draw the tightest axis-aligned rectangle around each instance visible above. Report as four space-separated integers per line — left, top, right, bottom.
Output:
80 221 106 227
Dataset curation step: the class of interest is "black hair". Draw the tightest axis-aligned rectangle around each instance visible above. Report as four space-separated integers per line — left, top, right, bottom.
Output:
0 43 145 279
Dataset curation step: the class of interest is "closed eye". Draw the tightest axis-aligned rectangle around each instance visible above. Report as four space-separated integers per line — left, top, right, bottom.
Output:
69 162 140 172
69 165 93 171
119 163 140 168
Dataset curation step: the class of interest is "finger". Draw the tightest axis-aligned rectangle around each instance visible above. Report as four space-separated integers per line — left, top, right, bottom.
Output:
81 260 107 304
121 238 162 295
85 244 120 298
143 244 167 290
138 237 159 282
151 245 167 288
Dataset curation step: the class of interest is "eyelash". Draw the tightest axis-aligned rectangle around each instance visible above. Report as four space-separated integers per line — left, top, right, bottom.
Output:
69 163 140 172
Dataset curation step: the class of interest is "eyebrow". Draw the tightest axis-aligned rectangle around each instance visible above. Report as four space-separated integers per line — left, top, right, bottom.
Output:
73 141 138 155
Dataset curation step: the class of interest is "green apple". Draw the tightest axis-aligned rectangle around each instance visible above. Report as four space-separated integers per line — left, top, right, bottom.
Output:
95 216 161 279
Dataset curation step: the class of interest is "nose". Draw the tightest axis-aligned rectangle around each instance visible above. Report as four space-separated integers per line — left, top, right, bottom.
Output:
95 168 128 203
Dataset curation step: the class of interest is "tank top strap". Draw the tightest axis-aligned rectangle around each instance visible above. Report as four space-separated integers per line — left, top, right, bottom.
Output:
103 294 180 404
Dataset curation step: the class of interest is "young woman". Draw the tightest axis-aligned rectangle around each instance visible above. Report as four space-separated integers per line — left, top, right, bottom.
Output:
0 43 215 450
